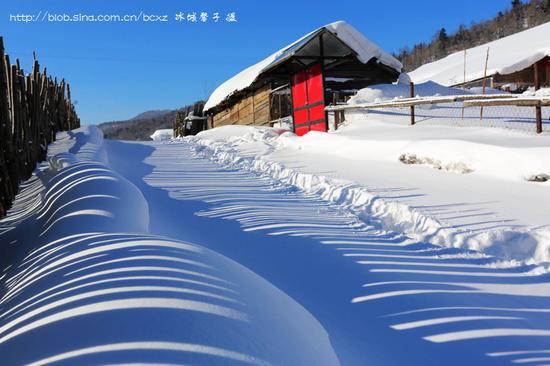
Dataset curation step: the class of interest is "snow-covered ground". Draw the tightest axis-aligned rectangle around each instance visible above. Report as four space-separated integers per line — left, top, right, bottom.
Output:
191 80 550 265
2 109 550 364
197 123 550 262
0 128 338 365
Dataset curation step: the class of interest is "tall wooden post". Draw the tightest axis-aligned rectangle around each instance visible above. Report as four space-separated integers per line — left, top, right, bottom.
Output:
535 62 542 134
461 50 467 120
409 81 415 125
480 47 490 120
333 92 339 130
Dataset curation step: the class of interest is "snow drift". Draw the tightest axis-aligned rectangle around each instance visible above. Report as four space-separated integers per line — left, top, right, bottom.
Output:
150 129 173 141
0 126 339 366
347 81 466 105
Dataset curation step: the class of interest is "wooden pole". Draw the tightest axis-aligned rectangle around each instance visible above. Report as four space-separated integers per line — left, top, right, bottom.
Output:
534 61 542 134
409 81 415 125
278 92 282 120
333 92 339 130
480 47 490 120
461 49 466 120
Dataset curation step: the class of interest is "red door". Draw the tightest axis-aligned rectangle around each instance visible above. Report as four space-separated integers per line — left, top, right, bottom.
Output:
291 63 326 136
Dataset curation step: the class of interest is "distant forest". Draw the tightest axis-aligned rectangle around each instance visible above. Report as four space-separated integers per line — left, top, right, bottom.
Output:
396 0 550 71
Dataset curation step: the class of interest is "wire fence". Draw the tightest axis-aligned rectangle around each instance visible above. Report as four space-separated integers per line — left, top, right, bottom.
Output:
343 103 550 134
327 93 550 135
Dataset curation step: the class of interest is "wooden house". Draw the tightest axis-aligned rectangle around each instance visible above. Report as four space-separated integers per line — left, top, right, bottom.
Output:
203 21 402 136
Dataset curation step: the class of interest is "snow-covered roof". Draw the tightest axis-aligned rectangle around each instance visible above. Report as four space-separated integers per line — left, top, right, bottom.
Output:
204 21 402 112
409 22 550 86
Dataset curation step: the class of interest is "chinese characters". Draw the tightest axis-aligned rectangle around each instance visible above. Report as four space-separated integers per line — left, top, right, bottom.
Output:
174 11 237 23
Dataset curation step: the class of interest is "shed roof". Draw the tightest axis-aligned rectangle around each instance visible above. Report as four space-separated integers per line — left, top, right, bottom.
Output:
204 21 402 112
409 21 550 86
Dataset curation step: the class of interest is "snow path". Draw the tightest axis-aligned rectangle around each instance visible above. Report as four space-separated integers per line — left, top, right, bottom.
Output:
105 138 550 366
0 129 339 366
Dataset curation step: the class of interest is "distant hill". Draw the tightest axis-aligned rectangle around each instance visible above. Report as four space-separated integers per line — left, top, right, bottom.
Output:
98 110 178 141
130 109 172 121
98 102 204 141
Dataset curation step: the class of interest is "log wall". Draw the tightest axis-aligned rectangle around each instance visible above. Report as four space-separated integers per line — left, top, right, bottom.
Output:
0 36 80 218
212 84 271 127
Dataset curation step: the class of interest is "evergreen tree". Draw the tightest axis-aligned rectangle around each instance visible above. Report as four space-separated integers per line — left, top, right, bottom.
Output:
438 28 448 42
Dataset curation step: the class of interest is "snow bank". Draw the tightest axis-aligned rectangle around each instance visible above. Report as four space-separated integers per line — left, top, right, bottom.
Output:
194 120 550 186
204 20 402 111
523 86 550 97
347 81 467 105
0 126 339 365
41 126 150 236
186 124 550 265
409 21 550 86
150 128 173 141
197 125 287 142
346 81 508 106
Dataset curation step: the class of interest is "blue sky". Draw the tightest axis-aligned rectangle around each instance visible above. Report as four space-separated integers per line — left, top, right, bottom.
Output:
1 0 511 124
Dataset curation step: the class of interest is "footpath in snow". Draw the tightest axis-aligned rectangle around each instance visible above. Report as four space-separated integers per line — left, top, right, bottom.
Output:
1 125 550 365
0 127 337 366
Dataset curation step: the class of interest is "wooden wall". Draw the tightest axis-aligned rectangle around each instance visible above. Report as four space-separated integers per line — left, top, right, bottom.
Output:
462 57 550 89
494 61 550 88
212 84 271 127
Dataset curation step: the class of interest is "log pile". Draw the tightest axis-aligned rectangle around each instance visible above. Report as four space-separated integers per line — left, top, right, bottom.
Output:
0 36 80 218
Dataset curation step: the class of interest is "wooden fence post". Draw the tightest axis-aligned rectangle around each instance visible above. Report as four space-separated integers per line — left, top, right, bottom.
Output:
480 47 490 121
534 62 542 134
409 81 415 125
333 92 339 130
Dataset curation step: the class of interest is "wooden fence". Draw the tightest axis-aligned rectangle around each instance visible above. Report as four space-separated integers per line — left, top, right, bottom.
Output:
0 36 80 218
326 83 550 134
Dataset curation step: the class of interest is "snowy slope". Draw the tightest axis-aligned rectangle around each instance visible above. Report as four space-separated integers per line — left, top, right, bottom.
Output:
0 126 338 365
204 21 402 111
409 21 550 86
